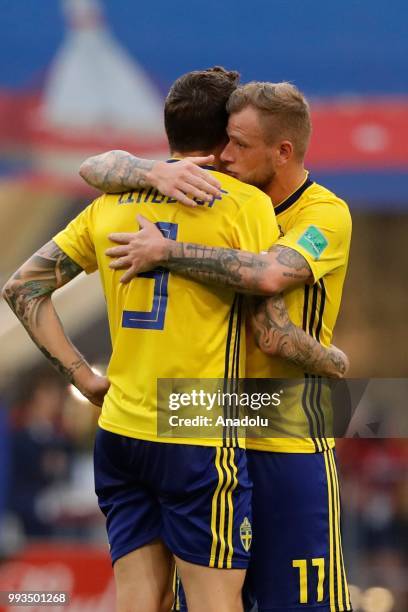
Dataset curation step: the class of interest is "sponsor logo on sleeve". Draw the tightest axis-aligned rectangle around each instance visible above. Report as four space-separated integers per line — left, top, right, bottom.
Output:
297 225 328 259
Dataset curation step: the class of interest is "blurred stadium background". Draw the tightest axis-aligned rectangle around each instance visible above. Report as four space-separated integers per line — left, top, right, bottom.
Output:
0 0 406 610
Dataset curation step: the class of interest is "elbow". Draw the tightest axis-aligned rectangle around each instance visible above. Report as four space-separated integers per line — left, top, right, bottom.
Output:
337 353 350 379
79 158 94 183
2 279 10 299
2 279 15 310
328 350 350 379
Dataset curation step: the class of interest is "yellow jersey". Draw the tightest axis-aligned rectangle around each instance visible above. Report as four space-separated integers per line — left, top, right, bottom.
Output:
246 175 352 453
54 169 279 447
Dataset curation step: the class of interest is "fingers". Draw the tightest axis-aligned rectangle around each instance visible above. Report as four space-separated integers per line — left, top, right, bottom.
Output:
170 184 219 207
171 179 219 204
105 245 129 257
120 267 138 283
108 232 136 244
154 157 222 205
184 186 216 202
108 257 144 282
180 159 222 193
187 174 222 197
172 190 199 208
188 167 221 196
168 183 214 206
185 155 219 179
185 155 215 166
135 214 158 229
109 256 132 270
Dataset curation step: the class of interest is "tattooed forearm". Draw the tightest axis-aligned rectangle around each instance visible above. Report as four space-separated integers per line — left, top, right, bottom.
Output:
79 150 155 193
3 240 109 405
250 296 348 378
164 242 272 294
37 346 86 383
3 240 82 326
2 240 86 383
159 241 313 295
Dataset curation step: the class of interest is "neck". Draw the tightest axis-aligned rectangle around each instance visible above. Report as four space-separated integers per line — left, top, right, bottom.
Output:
265 165 308 206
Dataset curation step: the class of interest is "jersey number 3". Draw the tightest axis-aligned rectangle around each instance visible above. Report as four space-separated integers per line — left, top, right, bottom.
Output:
122 222 178 330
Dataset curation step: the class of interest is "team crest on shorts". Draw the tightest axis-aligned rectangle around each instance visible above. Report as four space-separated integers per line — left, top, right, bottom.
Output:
240 517 252 551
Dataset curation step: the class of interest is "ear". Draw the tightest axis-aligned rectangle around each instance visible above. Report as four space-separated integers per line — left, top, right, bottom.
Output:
277 140 293 166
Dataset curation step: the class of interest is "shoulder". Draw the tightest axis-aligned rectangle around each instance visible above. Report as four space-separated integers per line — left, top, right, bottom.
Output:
77 193 122 219
92 193 120 207
300 181 352 229
305 182 350 214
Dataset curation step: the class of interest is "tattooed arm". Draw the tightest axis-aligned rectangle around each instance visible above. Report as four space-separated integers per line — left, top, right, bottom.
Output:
105 215 312 294
79 150 222 207
159 243 313 295
79 151 154 192
2 241 109 405
250 295 349 378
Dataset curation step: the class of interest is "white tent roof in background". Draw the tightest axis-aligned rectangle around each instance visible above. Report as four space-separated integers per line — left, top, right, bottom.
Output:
42 0 164 136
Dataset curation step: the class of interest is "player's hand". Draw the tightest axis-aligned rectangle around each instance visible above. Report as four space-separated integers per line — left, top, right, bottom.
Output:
106 215 167 283
327 345 350 379
147 156 221 207
77 372 110 407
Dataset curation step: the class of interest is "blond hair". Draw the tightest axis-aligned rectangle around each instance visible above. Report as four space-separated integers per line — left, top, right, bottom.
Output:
227 82 312 160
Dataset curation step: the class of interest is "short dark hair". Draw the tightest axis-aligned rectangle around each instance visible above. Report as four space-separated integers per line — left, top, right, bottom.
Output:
164 66 240 153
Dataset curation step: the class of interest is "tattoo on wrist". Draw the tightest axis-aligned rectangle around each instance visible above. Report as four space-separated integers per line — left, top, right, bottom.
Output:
38 348 86 383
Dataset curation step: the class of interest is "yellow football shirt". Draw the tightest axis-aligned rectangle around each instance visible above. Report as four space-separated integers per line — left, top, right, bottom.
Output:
246 175 352 453
54 170 279 447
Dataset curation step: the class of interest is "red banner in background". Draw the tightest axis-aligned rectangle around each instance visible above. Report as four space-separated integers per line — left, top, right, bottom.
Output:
0 93 408 171
0 544 114 612
308 99 408 169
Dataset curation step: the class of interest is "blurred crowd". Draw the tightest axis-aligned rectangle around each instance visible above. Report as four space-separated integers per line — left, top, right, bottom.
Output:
0 366 105 555
337 439 408 610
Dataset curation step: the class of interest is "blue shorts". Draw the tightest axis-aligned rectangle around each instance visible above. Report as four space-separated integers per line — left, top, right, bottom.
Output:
176 448 352 612
244 448 352 612
94 427 252 568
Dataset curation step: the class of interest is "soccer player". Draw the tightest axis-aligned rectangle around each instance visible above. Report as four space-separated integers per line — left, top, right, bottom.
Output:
81 82 352 612
2 70 346 612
